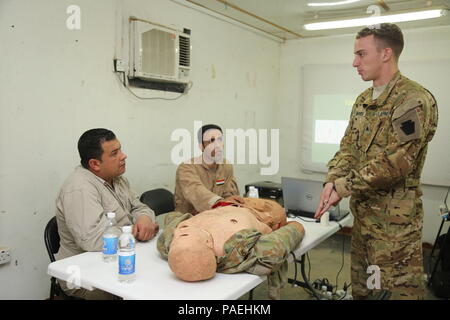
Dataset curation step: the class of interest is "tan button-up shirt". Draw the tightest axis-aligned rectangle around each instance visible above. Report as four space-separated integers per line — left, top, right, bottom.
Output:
174 157 239 214
55 166 155 260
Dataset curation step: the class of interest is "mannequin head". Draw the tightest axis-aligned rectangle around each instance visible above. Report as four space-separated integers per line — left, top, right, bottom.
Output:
168 223 217 281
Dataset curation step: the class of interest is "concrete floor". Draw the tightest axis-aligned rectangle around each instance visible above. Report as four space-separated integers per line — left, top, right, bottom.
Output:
238 233 446 300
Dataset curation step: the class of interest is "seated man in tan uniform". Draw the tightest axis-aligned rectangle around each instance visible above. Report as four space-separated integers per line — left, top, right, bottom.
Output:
158 198 305 299
174 124 242 214
55 128 159 299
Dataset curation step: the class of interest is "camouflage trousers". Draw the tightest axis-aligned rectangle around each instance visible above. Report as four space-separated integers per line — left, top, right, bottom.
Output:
349 189 426 300
158 211 303 300
217 226 302 300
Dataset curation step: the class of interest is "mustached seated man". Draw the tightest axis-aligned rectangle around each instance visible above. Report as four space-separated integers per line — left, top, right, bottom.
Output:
157 198 305 300
55 128 158 299
174 124 243 215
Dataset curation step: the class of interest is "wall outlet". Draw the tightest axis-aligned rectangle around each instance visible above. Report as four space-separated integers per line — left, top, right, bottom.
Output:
0 246 11 265
114 59 126 72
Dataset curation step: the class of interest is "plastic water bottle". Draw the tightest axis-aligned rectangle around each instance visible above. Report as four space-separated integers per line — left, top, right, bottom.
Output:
118 225 136 283
247 186 259 198
102 212 121 262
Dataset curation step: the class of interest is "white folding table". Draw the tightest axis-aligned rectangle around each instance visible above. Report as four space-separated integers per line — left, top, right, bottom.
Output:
47 214 353 300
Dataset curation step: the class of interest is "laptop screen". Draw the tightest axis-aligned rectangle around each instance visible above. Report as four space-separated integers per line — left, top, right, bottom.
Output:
281 177 349 221
281 177 324 214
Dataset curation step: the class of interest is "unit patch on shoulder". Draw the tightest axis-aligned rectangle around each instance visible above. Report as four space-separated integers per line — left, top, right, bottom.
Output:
392 108 422 143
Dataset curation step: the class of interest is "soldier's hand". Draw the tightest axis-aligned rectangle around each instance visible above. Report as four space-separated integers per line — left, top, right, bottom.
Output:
315 183 341 219
314 191 342 219
320 190 342 217
315 183 334 219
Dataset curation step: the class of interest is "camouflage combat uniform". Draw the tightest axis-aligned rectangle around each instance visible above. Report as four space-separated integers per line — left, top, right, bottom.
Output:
157 211 303 300
325 72 438 300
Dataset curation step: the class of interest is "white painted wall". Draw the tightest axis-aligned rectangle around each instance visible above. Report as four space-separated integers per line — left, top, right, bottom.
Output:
0 0 280 299
276 26 450 245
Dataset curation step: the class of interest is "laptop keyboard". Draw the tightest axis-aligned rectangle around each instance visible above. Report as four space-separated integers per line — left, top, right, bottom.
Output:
287 209 351 222
287 209 315 219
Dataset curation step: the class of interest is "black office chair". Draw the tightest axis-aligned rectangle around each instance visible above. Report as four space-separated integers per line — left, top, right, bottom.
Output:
44 216 79 300
140 188 175 216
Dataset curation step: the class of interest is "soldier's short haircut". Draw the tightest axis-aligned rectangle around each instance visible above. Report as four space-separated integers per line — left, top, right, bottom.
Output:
356 23 404 60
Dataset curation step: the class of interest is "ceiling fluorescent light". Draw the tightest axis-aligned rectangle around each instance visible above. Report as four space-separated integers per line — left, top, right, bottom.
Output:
308 0 361 7
304 8 447 30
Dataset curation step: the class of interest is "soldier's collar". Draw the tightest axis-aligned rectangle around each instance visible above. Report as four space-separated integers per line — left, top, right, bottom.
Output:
364 71 402 107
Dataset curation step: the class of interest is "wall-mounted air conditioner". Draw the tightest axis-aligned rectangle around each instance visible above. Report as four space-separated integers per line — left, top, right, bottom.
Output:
129 18 191 84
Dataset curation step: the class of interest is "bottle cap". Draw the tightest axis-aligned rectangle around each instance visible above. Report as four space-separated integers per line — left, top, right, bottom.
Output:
122 225 132 233
107 212 116 219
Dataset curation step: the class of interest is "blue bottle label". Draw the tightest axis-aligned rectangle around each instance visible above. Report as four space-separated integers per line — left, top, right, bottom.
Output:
119 252 135 275
103 236 118 255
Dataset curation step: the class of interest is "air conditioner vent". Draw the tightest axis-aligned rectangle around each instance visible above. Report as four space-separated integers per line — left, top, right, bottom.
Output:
141 29 176 77
179 36 190 67
130 20 191 84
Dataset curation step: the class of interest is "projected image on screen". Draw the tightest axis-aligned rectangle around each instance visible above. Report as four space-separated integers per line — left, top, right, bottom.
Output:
311 94 355 164
301 64 369 173
315 120 348 144
301 62 450 185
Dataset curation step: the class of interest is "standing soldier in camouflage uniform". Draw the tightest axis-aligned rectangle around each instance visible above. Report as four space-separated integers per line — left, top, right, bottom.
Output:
314 23 438 300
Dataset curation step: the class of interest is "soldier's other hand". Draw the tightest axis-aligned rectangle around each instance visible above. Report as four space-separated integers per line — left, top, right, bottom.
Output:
314 183 336 219
315 189 342 219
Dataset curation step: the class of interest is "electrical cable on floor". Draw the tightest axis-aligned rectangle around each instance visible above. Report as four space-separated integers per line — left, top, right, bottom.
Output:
334 232 346 295
307 252 311 282
303 252 313 296
290 219 349 300
291 252 319 299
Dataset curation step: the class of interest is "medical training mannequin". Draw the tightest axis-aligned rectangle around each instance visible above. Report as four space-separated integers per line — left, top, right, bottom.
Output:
159 198 304 287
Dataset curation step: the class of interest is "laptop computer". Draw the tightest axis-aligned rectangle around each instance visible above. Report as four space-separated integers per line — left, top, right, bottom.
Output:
281 177 350 221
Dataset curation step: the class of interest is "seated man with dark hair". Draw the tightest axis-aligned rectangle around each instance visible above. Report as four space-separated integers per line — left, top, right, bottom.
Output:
157 198 304 300
174 124 243 215
55 128 159 299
